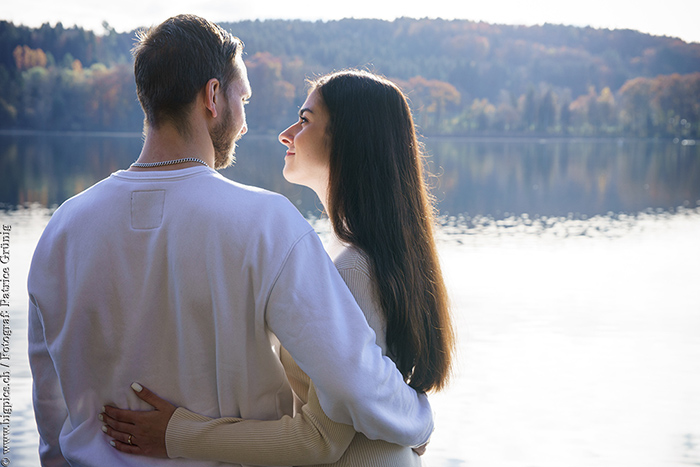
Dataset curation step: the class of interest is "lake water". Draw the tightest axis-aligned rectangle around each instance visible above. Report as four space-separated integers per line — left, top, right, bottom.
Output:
1 132 699 466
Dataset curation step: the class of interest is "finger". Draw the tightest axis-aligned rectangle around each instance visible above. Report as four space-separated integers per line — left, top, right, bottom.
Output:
100 411 135 434
102 424 133 446
412 445 427 456
103 402 160 424
110 438 142 455
102 404 142 424
131 382 171 411
412 440 429 456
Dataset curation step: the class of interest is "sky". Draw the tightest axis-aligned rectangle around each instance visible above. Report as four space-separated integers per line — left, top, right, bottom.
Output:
4 0 700 44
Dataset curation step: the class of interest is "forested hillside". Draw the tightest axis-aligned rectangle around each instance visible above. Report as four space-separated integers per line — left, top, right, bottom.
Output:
1 18 699 137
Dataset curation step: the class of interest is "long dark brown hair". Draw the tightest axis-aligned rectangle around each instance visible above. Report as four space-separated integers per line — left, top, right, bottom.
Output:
311 70 455 393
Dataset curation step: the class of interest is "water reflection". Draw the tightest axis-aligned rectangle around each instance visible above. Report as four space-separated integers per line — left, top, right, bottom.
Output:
437 207 700 242
2 133 699 220
0 132 143 208
428 137 700 218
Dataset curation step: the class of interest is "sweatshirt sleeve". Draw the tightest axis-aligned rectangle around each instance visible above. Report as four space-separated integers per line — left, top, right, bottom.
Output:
265 231 434 447
163 244 415 465
28 296 70 467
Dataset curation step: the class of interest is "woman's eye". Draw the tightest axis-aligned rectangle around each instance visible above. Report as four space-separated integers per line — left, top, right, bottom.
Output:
299 117 308 125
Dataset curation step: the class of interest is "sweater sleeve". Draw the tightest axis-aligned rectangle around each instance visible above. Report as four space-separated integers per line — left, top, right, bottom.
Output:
165 375 355 465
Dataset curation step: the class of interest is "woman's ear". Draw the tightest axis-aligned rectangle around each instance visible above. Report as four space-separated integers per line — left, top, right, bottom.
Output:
203 78 220 119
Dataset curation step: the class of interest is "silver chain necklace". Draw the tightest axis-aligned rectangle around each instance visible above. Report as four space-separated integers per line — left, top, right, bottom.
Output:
131 157 209 168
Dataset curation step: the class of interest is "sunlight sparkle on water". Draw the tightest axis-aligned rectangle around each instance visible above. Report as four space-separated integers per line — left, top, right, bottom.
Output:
2 205 699 467
424 207 700 467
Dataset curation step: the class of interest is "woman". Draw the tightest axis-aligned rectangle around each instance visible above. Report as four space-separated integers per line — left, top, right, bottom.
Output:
101 70 454 465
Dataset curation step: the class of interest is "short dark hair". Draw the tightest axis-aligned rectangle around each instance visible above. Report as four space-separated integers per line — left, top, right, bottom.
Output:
132 14 243 135
311 70 455 393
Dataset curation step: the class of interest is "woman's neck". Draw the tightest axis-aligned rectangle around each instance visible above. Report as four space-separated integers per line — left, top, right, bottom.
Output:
311 184 330 218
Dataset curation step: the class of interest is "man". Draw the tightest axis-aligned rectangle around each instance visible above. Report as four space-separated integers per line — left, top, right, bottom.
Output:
28 14 432 467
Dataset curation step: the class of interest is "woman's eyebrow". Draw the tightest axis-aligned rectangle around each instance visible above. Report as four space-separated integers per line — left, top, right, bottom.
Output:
299 108 314 117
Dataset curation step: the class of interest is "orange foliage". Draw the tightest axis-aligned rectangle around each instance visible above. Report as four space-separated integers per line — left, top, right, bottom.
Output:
13 45 48 71
244 52 296 128
392 76 461 131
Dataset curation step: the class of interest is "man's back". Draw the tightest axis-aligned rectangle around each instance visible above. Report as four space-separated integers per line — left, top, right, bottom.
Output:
29 166 316 465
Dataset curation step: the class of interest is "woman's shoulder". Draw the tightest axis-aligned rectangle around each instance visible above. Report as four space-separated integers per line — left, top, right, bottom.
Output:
333 244 372 277
332 243 390 354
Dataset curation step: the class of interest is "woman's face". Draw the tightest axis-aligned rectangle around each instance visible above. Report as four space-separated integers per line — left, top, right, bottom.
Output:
278 89 331 195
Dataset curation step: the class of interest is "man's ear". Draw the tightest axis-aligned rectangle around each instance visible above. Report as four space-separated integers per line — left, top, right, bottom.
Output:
203 78 221 119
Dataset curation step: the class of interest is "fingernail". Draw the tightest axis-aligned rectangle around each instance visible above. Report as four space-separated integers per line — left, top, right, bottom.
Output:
102 425 108 433
98 414 104 421
131 382 143 392
110 440 116 447
101 406 105 413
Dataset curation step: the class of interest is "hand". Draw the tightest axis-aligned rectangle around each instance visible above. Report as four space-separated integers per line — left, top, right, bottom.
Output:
412 440 429 456
100 382 177 458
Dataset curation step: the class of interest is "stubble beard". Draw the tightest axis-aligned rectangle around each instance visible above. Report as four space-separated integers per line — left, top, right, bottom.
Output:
210 105 240 170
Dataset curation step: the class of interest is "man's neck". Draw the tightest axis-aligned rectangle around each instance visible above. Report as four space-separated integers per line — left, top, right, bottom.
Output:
129 124 215 171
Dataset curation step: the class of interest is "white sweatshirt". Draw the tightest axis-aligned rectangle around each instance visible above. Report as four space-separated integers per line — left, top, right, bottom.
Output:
28 167 433 467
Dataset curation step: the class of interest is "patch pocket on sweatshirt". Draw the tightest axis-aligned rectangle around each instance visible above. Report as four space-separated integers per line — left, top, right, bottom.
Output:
131 190 165 230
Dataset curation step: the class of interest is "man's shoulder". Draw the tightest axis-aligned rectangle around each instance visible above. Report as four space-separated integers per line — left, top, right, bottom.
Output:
46 170 311 238
48 174 117 219
201 173 303 217
174 172 314 238
207 172 284 200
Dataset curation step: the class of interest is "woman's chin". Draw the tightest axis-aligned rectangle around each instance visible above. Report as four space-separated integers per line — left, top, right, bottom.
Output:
282 166 292 182
282 169 301 187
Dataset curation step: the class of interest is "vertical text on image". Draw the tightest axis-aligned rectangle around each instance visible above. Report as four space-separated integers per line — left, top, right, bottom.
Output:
0 224 11 465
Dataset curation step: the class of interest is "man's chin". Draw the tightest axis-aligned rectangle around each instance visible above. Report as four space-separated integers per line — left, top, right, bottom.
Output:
214 150 236 170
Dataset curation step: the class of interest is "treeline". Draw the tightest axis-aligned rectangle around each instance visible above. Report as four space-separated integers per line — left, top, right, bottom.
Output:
0 22 140 130
1 18 699 138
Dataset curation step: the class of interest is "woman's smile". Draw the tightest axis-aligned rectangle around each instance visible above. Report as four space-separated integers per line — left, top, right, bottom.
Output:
278 89 331 196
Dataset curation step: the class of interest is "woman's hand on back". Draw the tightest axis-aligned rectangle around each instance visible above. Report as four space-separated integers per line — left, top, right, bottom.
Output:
100 382 176 458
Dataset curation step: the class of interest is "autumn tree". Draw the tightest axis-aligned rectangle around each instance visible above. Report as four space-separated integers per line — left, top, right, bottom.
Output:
13 45 47 70
596 87 617 130
651 73 700 136
393 76 460 133
245 52 296 132
568 86 598 134
618 78 655 137
1 20 699 137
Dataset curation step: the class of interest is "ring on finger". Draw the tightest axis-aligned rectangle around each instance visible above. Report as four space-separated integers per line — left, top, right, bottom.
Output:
128 434 133 446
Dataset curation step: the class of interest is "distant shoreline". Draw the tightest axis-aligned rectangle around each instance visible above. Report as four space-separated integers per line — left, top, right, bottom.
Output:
0 129 677 144
0 129 142 138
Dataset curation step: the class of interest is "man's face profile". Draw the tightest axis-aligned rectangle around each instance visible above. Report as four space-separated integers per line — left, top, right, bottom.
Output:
211 57 251 170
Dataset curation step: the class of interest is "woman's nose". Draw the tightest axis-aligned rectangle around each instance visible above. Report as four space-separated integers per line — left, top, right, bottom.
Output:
278 125 294 146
